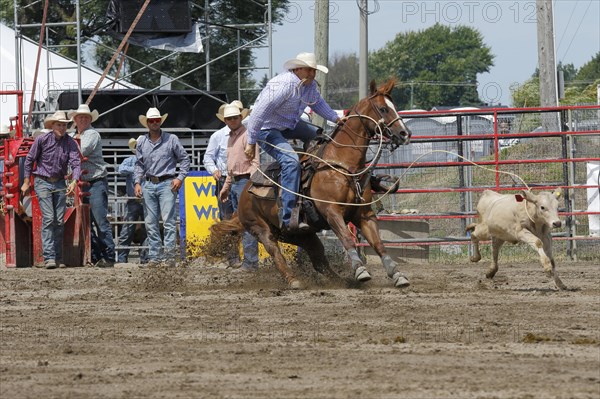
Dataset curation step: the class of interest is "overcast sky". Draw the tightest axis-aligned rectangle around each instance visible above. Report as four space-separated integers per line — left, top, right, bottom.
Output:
253 0 600 107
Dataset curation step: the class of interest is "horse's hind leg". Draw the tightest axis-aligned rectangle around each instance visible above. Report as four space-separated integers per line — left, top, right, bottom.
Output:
257 230 303 289
288 233 341 281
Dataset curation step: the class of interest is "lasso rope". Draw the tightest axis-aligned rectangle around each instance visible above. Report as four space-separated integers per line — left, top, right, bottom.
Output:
257 113 385 180
254 131 532 208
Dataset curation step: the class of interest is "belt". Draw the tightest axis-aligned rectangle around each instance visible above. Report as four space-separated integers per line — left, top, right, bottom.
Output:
232 173 250 182
36 175 62 183
146 175 176 184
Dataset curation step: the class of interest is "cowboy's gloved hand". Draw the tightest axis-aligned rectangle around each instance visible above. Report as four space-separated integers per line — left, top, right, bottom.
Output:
244 143 256 160
66 180 77 196
336 116 347 125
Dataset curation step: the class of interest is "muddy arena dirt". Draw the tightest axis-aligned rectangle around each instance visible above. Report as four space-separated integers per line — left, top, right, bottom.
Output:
0 259 598 398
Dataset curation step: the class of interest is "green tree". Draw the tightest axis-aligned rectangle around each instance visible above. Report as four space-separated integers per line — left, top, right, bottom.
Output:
326 52 360 109
1 0 290 104
510 76 540 107
511 53 599 106
574 52 600 82
369 23 494 110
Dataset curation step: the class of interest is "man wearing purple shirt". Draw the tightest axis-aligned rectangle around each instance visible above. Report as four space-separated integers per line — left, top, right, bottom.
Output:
244 52 341 233
21 111 81 269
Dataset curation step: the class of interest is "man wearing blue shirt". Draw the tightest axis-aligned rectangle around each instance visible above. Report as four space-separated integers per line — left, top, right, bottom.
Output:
134 108 190 263
244 52 341 233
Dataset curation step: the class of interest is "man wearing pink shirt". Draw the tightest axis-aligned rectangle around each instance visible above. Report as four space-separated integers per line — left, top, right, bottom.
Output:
219 102 260 272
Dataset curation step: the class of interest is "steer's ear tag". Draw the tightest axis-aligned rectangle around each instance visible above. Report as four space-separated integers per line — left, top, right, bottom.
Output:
515 194 524 202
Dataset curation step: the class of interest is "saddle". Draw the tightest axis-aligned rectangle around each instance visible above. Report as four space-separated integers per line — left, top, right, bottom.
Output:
248 137 330 231
247 136 400 231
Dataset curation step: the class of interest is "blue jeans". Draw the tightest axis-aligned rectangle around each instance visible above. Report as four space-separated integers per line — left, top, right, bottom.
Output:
142 178 178 261
117 200 148 263
216 176 234 221
83 178 115 262
257 120 319 227
230 178 259 266
35 178 66 262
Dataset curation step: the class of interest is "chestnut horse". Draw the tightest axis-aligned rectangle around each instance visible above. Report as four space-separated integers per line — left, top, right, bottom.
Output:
211 80 411 289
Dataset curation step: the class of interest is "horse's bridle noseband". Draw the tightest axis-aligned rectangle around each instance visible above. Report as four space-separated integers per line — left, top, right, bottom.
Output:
346 94 407 151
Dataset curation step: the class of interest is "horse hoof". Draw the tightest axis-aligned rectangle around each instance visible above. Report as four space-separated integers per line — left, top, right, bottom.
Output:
289 279 303 290
392 272 410 288
355 266 372 282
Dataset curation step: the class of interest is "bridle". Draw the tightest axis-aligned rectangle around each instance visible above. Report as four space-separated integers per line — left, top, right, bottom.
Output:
345 92 407 152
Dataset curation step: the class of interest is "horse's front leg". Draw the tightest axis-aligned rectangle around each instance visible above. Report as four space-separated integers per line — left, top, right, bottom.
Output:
326 210 372 282
357 212 410 288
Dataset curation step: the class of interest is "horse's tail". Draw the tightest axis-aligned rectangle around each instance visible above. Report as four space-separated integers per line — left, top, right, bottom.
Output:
210 213 245 237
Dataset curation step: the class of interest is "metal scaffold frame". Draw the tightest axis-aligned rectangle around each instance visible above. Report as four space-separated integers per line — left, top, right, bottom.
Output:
11 0 273 134
5 0 274 265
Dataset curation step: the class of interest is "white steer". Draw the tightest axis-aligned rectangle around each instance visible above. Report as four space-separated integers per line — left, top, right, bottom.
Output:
466 189 566 290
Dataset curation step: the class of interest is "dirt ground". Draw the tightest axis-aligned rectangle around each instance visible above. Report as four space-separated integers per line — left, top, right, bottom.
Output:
1 256 599 399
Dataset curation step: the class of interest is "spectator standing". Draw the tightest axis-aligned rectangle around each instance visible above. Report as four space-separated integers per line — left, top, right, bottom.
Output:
134 108 190 264
203 103 236 221
69 104 116 267
116 136 148 263
218 102 260 272
244 52 341 233
204 101 250 268
21 111 81 269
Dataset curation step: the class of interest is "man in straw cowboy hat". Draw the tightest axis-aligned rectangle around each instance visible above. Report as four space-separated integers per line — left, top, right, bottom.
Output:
204 100 246 268
69 104 115 268
21 111 81 269
134 107 190 264
204 102 242 221
116 136 148 264
244 52 342 233
217 101 260 272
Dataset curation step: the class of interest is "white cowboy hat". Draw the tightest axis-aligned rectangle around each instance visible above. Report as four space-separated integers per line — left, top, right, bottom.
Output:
128 135 145 153
139 107 168 128
68 104 99 122
0 124 12 136
128 138 137 153
43 111 72 129
216 101 249 123
283 52 329 74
